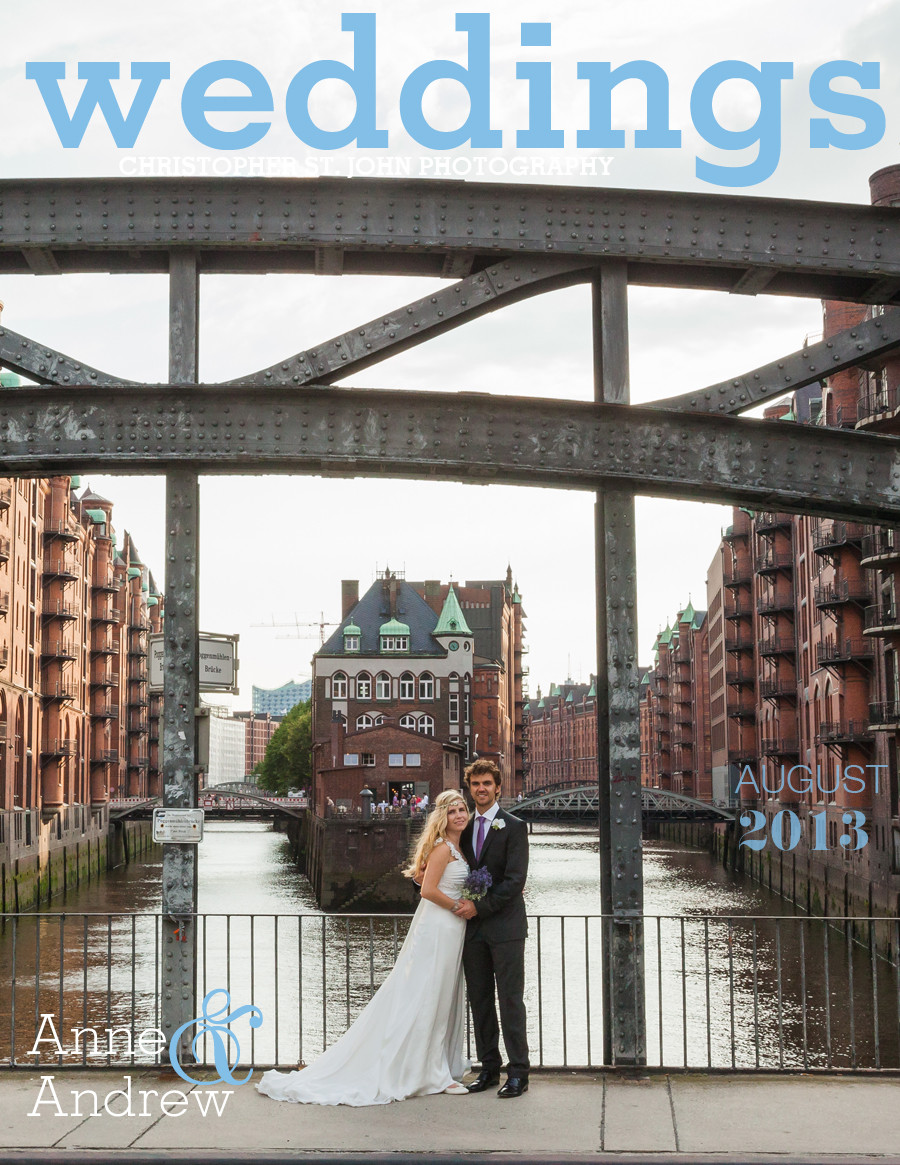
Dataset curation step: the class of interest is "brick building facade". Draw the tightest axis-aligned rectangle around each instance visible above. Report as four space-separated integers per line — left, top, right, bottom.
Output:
311 569 475 811
0 457 162 824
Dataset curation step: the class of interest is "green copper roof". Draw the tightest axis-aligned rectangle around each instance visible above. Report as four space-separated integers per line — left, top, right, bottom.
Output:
70 476 81 489
147 595 158 607
379 617 410 636
127 567 141 579
640 673 649 686
549 682 558 697
680 601 695 625
343 622 361 636
433 585 472 636
565 690 574 703
659 623 673 646
587 680 596 697
85 509 107 524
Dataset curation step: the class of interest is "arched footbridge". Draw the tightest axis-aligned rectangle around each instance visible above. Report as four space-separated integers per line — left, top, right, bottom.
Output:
514 785 735 823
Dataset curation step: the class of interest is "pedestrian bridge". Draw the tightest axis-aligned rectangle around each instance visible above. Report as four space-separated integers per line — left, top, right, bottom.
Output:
514 785 735 822
109 789 307 821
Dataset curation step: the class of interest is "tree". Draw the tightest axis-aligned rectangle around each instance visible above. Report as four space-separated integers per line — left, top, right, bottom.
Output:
254 699 312 796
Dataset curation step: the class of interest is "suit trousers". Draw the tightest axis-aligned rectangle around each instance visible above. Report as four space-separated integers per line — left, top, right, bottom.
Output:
463 935 530 1077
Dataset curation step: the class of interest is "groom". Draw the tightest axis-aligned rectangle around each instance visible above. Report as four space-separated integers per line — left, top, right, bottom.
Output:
453 759 530 1098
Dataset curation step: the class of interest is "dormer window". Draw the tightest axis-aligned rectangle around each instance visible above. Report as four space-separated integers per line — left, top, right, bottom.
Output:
343 622 362 653
379 617 410 653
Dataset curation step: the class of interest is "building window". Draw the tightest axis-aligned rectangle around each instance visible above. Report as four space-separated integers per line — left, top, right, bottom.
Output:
332 672 347 699
449 692 459 724
399 714 417 730
344 635 360 652
381 635 409 652
389 753 404 767
356 672 372 700
406 753 421 767
418 715 435 737
373 713 385 725
343 753 359 766
360 752 375 767
419 672 434 700
356 714 373 730
376 672 391 700
399 672 415 700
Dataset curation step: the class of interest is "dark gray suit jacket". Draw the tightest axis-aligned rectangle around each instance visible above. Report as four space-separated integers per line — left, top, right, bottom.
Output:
460 807 528 943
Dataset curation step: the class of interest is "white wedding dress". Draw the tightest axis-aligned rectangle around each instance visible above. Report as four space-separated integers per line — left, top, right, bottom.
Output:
256 838 470 1106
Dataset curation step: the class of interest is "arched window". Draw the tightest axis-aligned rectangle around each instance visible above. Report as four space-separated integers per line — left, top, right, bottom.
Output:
356 672 372 700
373 714 385 726
418 715 435 737
332 672 347 699
356 714 373 730
375 672 391 701
399 672 415 700
419 672 434 700
399 714 417 730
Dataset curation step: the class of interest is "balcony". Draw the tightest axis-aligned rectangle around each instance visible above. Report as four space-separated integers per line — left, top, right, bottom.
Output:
0 537 10 564
727 748 756 766
91 749 119 765
43 555 78 581
760 737 800 756
813 579 872 609
43 520 79 543
757 591 795 615
755 551 794 575
129 639 148 658
41 738 77 758
758 635 795 656
91 599 120 624
724 595 752 619
857 383 900 424
671 726 694 745
128 756 150 769
758 678 797 700
94 577 119 593
864 603 900 636
723 561 752 588
860 530 900 567
42 680 77 701
91 672 120 689
816 637 875 666
91 704 119 720
0 644 8 670
42 599 78 622
755 512 791 533
726 667 754 687
817 720 874 745
812 520 867 555
0 486 10 511
727 705 756 721
0 591 8 616
42 639 77 662
725 632 754 652
868 701 900 730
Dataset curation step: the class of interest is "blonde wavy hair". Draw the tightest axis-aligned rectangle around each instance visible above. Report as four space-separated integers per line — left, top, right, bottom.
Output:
403 790 469 881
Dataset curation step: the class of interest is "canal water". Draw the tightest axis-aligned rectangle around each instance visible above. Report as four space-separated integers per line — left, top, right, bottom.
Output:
1 824 897 1072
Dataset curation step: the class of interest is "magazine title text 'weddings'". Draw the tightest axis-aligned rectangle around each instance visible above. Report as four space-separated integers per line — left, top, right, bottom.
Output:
25 13 886 188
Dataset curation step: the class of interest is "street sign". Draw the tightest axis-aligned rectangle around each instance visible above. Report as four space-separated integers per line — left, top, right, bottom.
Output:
149 632 239 694
152 808 205 844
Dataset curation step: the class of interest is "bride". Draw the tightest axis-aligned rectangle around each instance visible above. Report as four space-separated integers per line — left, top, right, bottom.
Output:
256 790 471 1106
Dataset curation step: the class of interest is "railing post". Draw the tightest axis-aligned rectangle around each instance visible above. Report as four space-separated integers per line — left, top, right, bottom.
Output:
160 251 201 1062
593 262 646 1067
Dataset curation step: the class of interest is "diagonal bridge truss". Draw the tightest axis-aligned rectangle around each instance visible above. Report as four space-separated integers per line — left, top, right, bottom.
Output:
2 176 900 1069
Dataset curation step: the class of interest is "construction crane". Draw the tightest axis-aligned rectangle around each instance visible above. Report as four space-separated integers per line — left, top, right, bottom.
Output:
251 613 339 646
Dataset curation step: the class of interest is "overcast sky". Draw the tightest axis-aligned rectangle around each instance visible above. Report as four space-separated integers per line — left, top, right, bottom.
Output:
2 0 898 705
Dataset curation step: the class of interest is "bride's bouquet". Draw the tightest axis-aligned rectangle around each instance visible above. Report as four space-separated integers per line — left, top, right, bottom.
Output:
460 867 493 901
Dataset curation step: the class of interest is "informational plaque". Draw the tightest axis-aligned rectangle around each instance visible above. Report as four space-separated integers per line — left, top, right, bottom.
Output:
148 632 239 694
152 808 205 844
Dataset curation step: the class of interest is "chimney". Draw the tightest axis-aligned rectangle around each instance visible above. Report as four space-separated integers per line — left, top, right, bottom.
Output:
341 580 358 619
388 573 398 617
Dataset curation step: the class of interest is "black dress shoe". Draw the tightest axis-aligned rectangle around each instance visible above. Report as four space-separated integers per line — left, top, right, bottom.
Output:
497 1076 529 1098
466 1069 501 1093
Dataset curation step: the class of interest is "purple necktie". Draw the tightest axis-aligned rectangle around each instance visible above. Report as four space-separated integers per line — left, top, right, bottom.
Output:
475 815 487 860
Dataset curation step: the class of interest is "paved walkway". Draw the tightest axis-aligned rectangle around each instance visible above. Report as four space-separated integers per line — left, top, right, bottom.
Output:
0 1068 898 1164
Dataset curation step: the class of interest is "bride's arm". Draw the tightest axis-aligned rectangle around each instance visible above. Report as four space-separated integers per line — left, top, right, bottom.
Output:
419 841 462 912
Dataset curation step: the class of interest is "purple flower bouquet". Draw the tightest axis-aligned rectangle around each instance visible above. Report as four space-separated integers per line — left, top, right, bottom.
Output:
460 867 493 902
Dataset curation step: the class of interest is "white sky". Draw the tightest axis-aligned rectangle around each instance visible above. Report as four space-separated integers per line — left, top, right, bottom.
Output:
1 0 898 704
